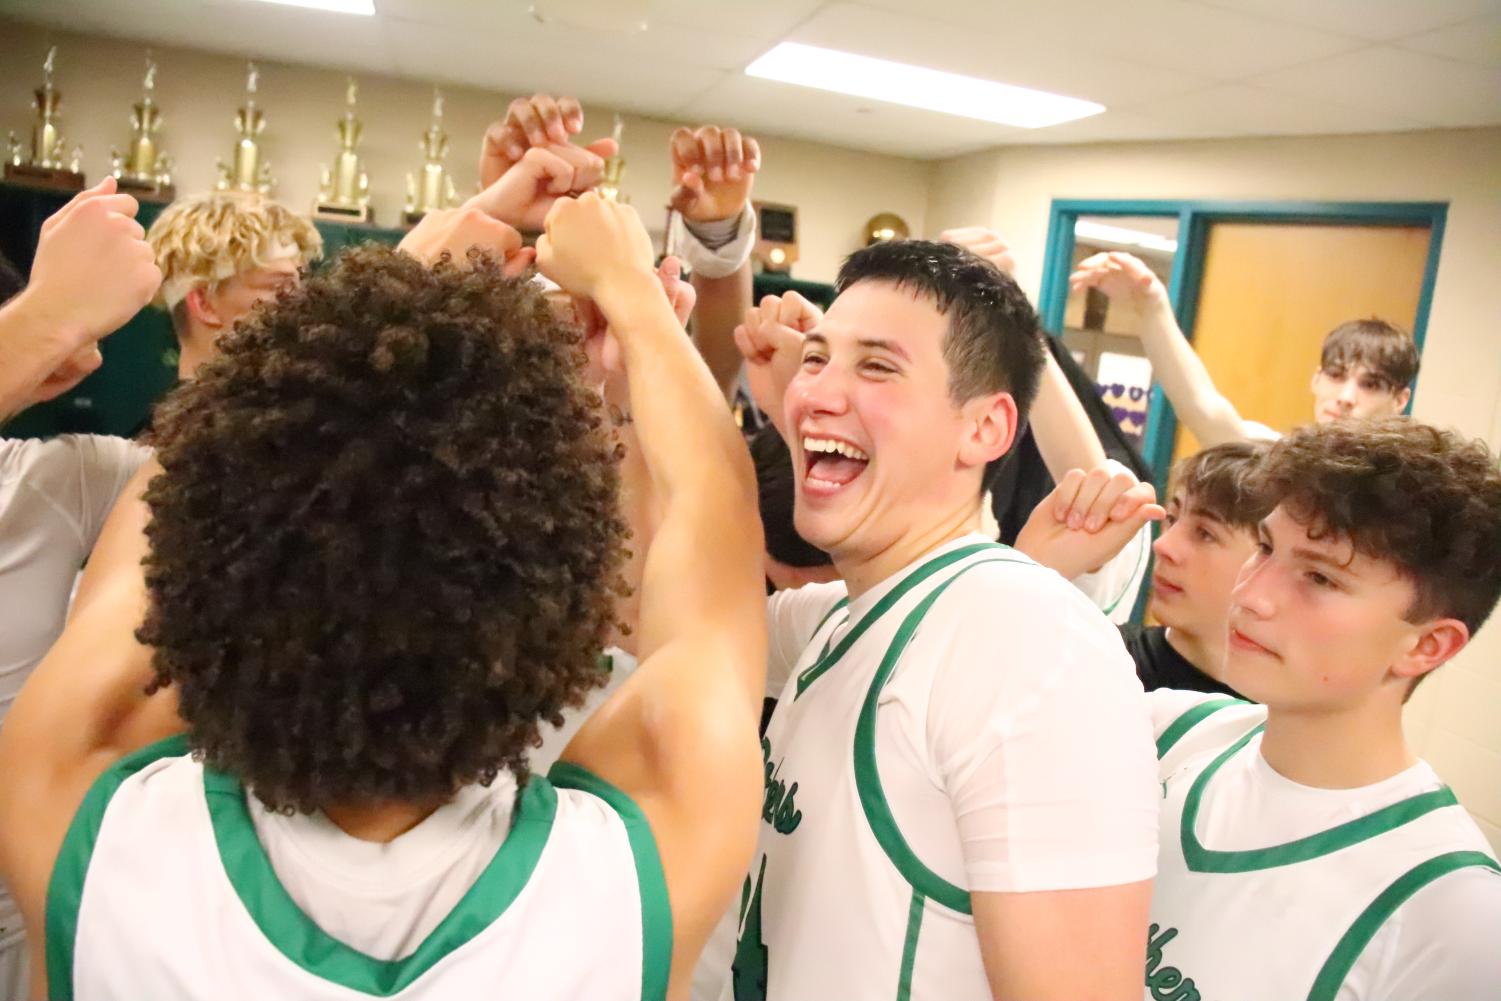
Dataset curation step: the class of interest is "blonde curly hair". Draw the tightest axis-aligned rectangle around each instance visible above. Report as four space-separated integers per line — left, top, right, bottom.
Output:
147 192 322 315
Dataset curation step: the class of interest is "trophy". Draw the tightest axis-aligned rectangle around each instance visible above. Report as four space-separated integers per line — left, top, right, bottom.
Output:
314 78 372 223
216 62 274 194
403 89 458 225
597 115 626 203
110 55 176 200
5 47 86 190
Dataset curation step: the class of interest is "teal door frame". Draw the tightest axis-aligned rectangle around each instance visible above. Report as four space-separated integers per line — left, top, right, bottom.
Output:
1036 198 1448 489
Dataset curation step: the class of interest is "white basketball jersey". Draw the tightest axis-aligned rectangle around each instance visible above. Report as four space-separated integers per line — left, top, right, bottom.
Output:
1148 701 1501 1001
730 541 1030 1001
47 736 670 1001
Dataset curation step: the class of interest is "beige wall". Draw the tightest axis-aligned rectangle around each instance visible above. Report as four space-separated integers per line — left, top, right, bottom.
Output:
929 128 1501 849
0 20 932 283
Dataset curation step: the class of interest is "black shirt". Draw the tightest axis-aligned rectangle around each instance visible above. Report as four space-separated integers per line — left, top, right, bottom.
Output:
1118 624 1245 699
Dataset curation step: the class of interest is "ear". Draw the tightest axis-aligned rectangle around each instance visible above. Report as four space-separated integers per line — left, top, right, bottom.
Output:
1309 367 1322 393
957 391 1017 471
1393 386 1412 412
184 285 224 329
1391 617 1469 685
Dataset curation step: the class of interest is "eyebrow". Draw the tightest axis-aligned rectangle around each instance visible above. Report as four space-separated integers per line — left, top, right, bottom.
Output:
1259 522 1352 572
801 331 909 362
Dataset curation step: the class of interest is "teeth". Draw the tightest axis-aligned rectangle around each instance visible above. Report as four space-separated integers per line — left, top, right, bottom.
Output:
802 436 869 462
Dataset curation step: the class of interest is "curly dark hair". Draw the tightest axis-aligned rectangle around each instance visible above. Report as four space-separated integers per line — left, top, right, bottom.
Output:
137 244 628 813
1254 418 1501 636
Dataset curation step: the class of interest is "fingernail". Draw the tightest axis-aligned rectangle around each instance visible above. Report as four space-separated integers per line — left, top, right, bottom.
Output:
1086 517 1101 532
1069 513 1082 530
709 166 723 182
728 165 741 180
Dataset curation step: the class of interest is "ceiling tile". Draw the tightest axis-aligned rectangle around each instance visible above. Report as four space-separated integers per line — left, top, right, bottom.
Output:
1397 13 1501 66
382 17 726 115
1187 0 1501 42
1132 83 1425 138
1248 44 1501 126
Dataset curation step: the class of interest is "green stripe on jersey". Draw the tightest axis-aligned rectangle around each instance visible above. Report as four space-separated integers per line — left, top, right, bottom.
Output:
204 763 558 995
549 761 673 1001
46 733 192 1001
1154 698 1247 759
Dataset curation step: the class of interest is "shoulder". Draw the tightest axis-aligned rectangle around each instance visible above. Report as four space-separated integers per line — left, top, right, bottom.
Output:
1148 689 1264 756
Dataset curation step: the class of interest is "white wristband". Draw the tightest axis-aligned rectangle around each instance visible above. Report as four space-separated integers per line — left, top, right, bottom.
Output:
668 202 756 279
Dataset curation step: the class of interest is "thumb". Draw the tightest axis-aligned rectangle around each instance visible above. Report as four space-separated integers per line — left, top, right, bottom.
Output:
584 137 618 159
669 172 705 214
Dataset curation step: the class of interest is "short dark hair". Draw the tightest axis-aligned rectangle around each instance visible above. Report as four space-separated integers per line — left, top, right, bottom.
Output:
137 244 628 813
1170 441 1272 531
1254 418 1501 637
751 425 831 568
835 240 1045 418
1319 318 1419 394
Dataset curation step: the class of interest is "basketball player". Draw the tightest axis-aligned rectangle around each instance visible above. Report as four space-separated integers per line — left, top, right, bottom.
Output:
1147 418 1501 1000
727 239 1159 1000
1069 251 1419 445
0 192 767 999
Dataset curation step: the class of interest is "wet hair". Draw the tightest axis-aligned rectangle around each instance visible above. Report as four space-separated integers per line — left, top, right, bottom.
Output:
835 239 1045 417
1318 318 1419 394
1255 418 1501 638
1170 440 1273 531
751 425 832 569
137 244 628 813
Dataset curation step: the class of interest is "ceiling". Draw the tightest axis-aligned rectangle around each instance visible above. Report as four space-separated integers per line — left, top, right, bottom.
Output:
1 0 1498 159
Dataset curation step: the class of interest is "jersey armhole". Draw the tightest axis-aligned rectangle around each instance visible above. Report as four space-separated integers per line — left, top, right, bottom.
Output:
548 761 673 1001
1154 698 1250 759
45 733 192 1001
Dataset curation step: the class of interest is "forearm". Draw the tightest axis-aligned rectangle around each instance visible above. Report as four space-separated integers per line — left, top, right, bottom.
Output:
598 273 754 505
1030 351 1107 481
689 261 752 400
0 291 82 421
1134 299 1247 446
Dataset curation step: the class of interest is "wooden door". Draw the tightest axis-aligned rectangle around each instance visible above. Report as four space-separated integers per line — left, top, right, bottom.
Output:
1174 222 1430 463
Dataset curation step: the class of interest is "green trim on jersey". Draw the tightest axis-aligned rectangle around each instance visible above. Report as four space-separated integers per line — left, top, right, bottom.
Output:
854 555 1038 915
1100 526 1149 616
1307 850 1501 1001
795 543 1002 698
203 764 558 996
548 761 673 1001
895 890 926 1001
1181 726 1463 874
46 733 192 1001
1154 697 1248 759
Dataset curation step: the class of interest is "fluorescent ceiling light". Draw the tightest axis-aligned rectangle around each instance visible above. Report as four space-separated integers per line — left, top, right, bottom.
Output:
250 0 375 14
745 42 1103 128
1075 220 1178 254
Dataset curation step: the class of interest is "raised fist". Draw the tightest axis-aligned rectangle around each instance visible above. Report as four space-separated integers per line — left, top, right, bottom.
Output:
669 125 762 223
479 94 586 188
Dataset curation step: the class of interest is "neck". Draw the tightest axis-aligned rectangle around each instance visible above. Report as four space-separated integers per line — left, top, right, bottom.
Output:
835 497 980 600
176 336 213 380
1164 626 1226 680
1259 696 1416 789
322 796 446 843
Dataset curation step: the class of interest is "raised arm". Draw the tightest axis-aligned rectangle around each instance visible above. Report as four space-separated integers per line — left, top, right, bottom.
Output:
1070 251 1254 447
667 124 762 399
0 178 161 421
538 194 766 998
733 289 820 438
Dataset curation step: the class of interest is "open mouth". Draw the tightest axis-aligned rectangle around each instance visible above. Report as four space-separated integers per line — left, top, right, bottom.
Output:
802 435 870 494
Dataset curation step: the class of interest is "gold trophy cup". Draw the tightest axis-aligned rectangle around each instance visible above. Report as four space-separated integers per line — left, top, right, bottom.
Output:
216 62 275 194
315 77 373 223
5 46 86 190
110 55 176 201
403 89 458 226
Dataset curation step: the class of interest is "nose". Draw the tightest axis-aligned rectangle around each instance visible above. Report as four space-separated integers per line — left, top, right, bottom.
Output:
1153 519 1185 565
1337 380 1360 406
1229 554 1275 620
789 361 850 421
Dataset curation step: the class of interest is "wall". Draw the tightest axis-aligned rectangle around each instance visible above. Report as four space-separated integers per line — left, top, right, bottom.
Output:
928 128 1501 849
0 21 933 283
